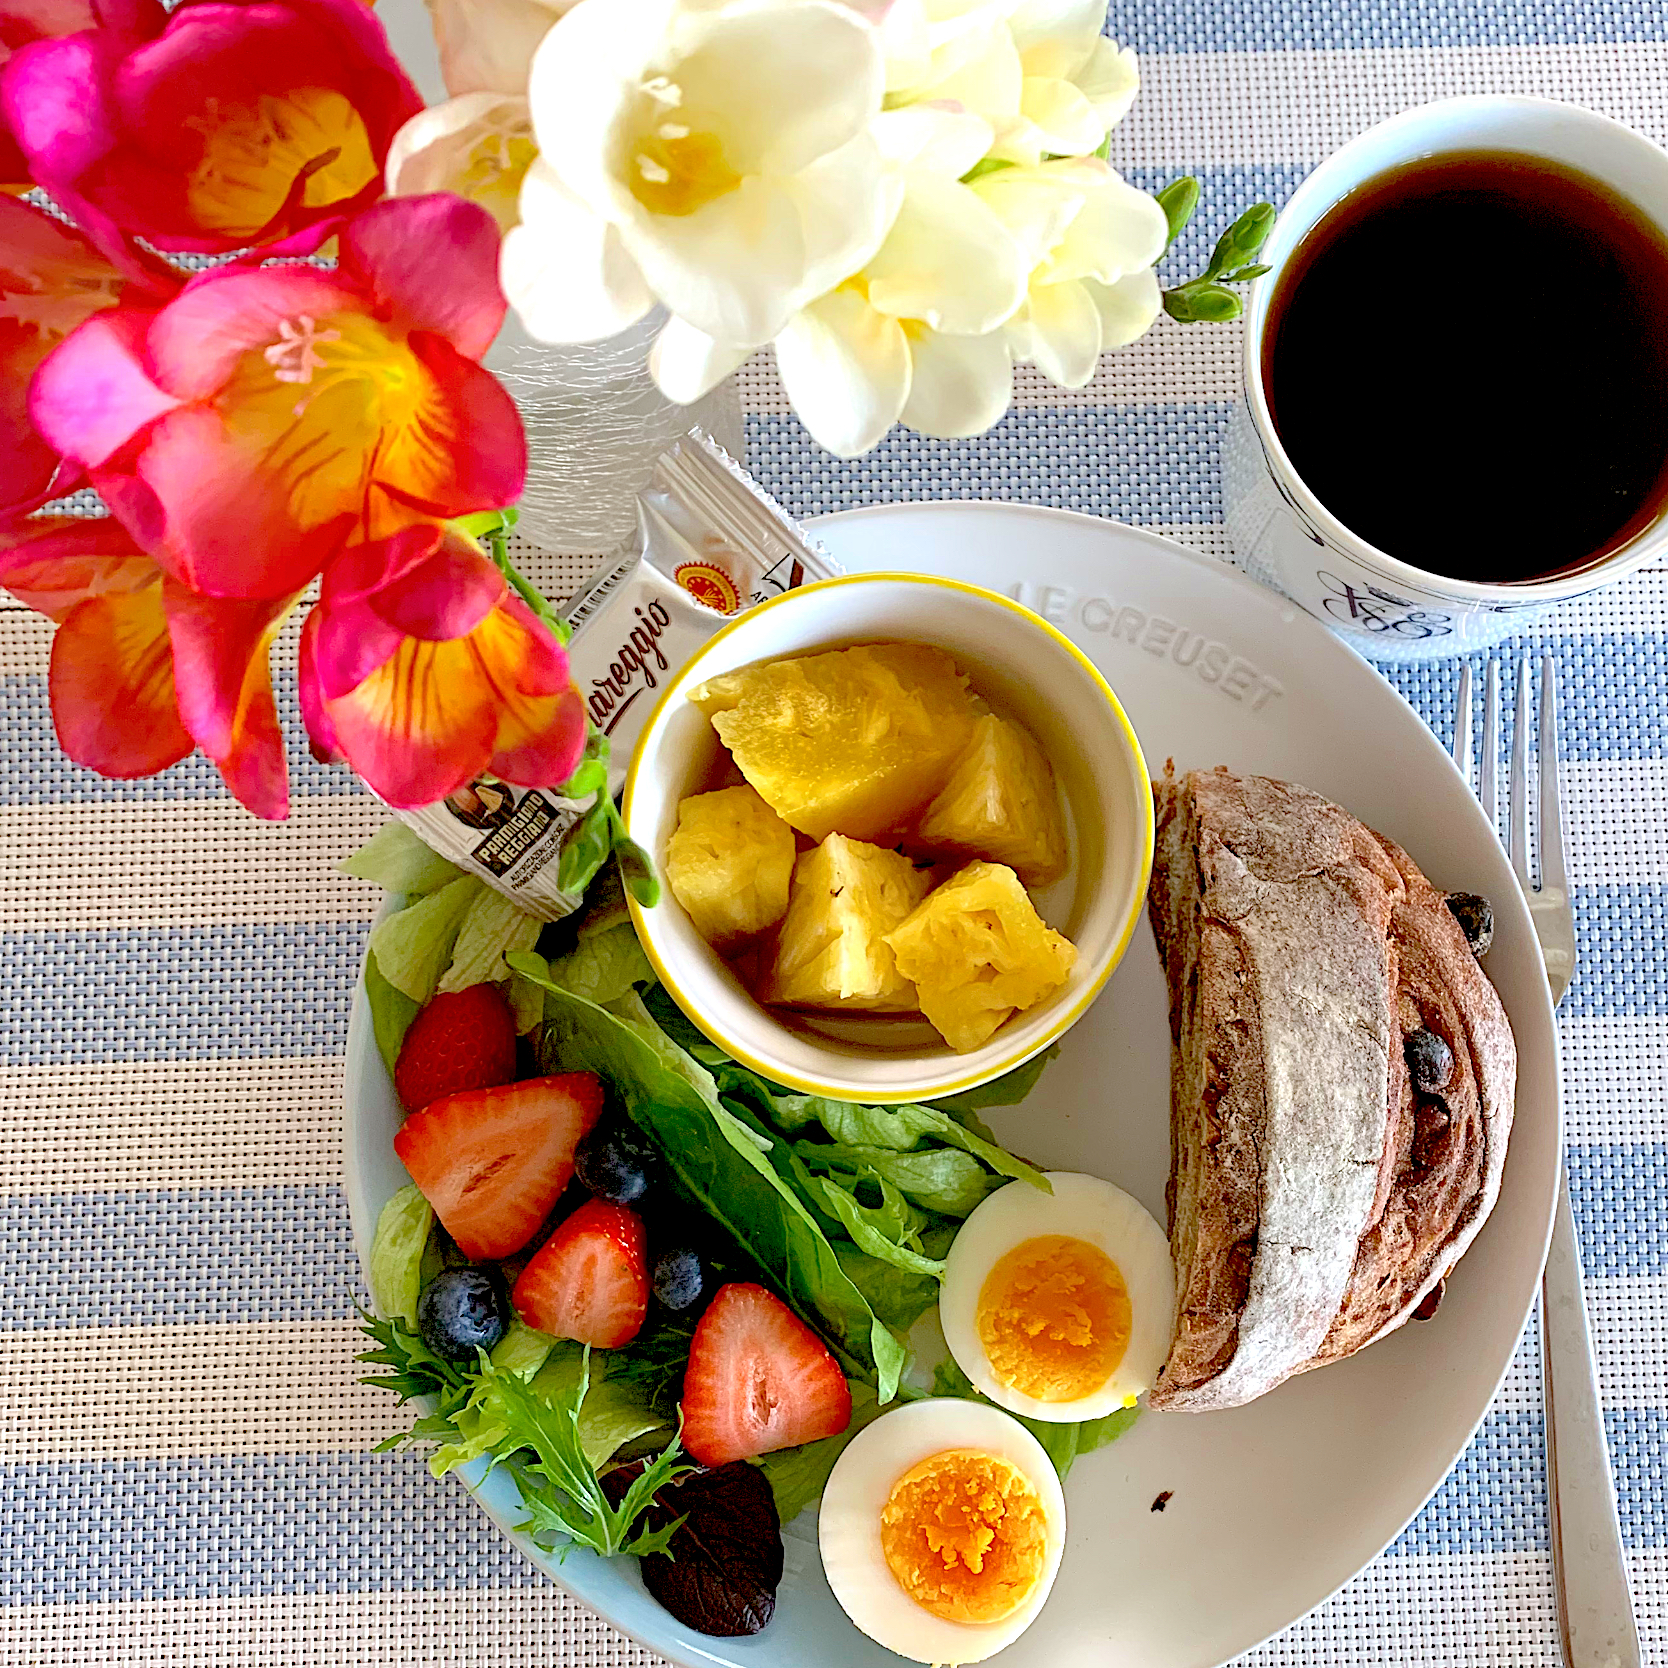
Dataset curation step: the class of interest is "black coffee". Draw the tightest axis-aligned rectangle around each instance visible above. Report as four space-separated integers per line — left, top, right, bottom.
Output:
1263 150 1668 584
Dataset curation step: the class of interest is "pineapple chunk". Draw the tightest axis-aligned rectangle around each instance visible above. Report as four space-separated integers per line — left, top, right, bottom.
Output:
665 786 796 949
918 712 1068 886
765 834 934 1011
689 643 977 842
885 861 1077 1052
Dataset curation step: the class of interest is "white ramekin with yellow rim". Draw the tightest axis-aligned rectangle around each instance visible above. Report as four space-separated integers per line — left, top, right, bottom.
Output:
623 572 1155 1104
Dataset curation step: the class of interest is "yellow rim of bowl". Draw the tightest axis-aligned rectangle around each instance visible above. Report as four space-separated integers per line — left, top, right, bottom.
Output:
622 571 1156 1102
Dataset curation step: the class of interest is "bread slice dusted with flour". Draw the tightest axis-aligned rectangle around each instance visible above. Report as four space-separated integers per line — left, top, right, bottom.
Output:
1147 766 1516 1412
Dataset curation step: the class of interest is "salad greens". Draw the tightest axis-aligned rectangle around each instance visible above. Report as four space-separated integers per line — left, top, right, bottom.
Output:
797 1142 993 1217
359 1314 685 1557
348 830 550 1075
542 921 654 1008
807 1173 946 1279
753 1384 882 1523
341 821 464 896
355 818 1140 1582
930 1045 1058 1114
439 886 543 995
833 1240 944 1333
930 1358 1139 1482
762 1092 1049 1192
364 950 420 1083
370 874 480 1006
369 1184 433 1327
481 1353 690 1559
514 955 912 1402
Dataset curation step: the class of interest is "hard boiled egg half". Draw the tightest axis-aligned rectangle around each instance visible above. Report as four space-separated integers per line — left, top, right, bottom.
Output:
940 1171 1175 1422
820 1398 1066 1664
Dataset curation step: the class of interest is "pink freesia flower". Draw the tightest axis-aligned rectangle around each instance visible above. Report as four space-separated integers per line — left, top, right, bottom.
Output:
2 0 420 256
0 193 155 521
0 0 163 189
299 521 587 809
0 515 294 816
29 193 525 601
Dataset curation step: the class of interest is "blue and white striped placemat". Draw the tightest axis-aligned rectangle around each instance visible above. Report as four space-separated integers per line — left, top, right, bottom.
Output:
5 7 1668 1663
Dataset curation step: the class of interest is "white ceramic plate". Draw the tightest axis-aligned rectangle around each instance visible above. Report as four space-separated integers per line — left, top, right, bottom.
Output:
344 503 1559 1668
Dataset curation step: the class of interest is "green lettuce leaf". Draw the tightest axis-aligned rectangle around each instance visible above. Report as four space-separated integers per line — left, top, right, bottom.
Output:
341 823 464 897
810 1173 944 1280
796 1141 995 1217
490 1321 557 1379
514 958 907 1401
369 874 482 1005
507 970 547 1035
929 1358 1138 1482
530 1345 667 1470
929 1046 1059 1114
357 1308 471 1415
833 1242 942 1332
754 1386 881 1524
597 985 728 1108
1074 1403 1142 1458
368 1185 433 1327
364 946 421 1081
416 1337 665 1482
642 982 738 1066
602 1314 699 1421
437 886 542 994
542 921 655 1007
767 1095 1050 1194
476 1351 691 1559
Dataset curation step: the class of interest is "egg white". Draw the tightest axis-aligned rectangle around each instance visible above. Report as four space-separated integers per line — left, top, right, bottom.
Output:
939 1171 1175 1423
819 1398 1067 1666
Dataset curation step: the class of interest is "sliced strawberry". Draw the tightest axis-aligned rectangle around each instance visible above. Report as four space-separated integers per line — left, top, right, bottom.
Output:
394 983 518 1114
393 1073 605 1260
680 1283 852 1466
513 1198 649 1348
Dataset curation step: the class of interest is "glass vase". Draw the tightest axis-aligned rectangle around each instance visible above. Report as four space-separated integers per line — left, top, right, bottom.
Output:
484 310 746 554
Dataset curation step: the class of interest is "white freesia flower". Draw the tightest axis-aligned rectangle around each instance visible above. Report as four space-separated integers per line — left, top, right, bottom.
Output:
503 160 656 342
973 155 1168 386
386 93 537 232
426 0 572 97
653 106 1031 455
883 0 1138 166
876 0 1023 97
390 0 565 232
1004 0 1139 160
505 0 894 348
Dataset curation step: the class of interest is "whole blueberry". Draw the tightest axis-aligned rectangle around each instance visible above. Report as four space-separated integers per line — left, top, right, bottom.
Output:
576 1121 656 1205
653 1247 706 1312
417 1267 509 1362
1405 1028 1455 1095
1445 892 1494 959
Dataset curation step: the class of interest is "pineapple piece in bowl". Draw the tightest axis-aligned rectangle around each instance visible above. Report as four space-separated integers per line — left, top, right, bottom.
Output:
665 786 796 950
918 712 1069 887
689 643 978 842
885 861 1078 1053
624 572 1152 1104
766 834 934 1011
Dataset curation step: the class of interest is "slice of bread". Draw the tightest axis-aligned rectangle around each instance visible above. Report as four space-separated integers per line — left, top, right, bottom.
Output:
1147 766 1516 1412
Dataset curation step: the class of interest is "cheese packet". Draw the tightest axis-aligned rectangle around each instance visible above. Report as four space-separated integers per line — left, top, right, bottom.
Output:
388 432 838 921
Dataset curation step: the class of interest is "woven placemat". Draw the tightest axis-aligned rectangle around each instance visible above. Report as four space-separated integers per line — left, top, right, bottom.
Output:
5 6 1668 1663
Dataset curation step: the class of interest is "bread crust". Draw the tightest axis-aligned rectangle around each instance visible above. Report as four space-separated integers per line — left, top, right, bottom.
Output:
1147 767 1517 1412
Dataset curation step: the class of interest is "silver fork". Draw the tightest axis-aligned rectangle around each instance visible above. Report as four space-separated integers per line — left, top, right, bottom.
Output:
1453 658 1638 1668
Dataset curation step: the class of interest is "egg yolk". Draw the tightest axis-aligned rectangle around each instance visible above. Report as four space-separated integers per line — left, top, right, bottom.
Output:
976 1234 1131 1402
879 1449 1048 1625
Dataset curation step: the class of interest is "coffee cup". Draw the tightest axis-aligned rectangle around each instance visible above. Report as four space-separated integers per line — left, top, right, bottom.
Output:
1224 96 1668 661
